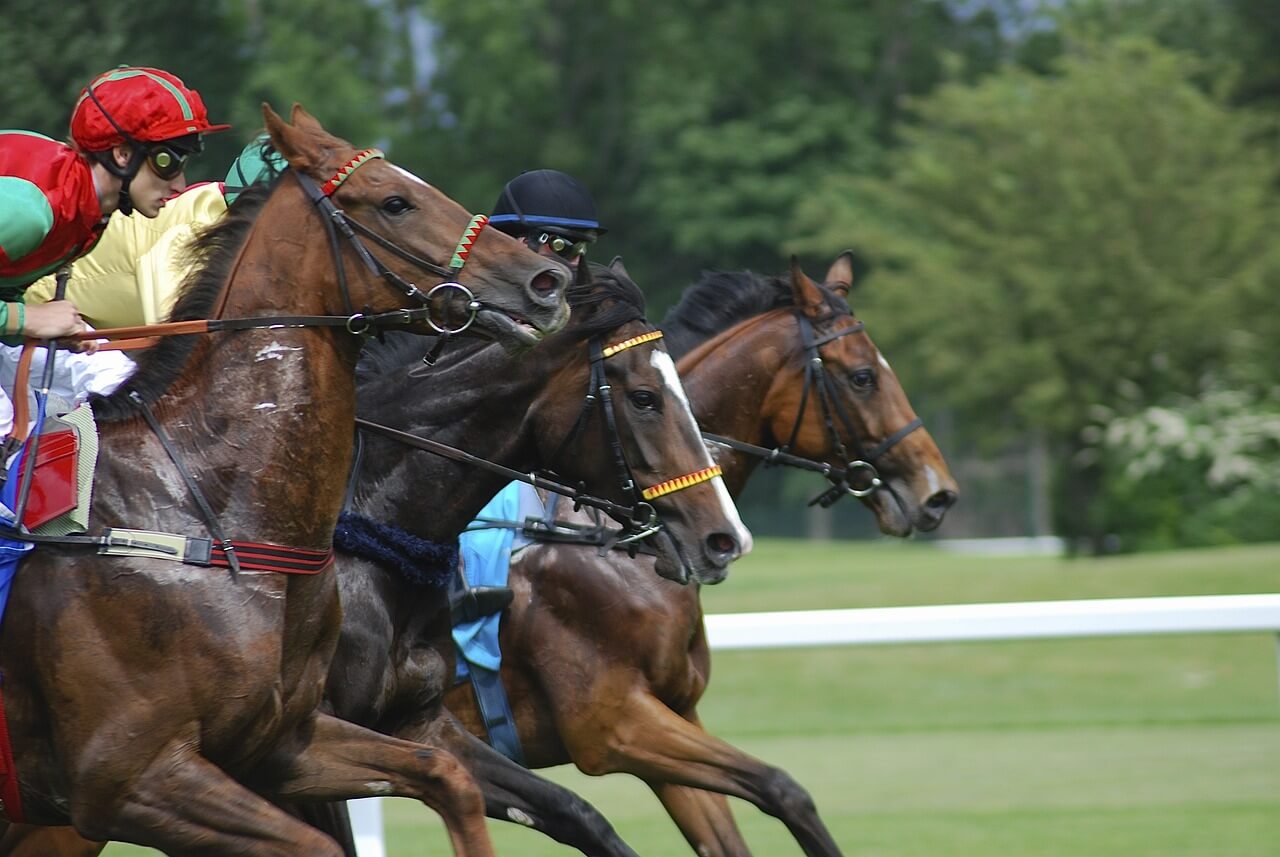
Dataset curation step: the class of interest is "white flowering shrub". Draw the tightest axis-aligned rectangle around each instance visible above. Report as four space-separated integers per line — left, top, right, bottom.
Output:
1082 386 1280 549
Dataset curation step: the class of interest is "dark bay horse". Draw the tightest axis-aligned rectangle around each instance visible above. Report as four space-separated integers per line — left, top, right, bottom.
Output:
442 256 959 857
0 105 571 856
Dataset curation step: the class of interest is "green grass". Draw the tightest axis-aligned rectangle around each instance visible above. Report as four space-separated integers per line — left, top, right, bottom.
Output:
102 540 1280 855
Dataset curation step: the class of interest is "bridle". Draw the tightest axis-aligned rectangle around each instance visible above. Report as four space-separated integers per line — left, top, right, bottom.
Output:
546 328 722 549
703 310 922 508
291 148 493 336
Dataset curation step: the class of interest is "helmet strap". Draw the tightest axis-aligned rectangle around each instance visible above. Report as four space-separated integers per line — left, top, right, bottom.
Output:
83 84 149 216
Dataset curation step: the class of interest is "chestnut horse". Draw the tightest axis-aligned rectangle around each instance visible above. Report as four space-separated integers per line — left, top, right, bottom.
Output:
15 260 751 857
442 256 958 856
0 106 572 856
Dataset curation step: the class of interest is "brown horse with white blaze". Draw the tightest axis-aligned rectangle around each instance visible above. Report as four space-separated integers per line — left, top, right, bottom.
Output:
0 105 570 856
443 255 958 857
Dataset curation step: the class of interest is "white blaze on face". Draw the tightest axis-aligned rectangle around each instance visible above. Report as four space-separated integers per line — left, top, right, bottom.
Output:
877 350 893 372
389 163 433 189
925 464 942 496
650 349 754 555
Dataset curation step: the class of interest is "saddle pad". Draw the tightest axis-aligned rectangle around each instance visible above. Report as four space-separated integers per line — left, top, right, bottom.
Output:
32 402 97 536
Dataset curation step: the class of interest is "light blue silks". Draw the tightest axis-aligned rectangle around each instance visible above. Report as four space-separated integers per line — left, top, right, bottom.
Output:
453 481 550 679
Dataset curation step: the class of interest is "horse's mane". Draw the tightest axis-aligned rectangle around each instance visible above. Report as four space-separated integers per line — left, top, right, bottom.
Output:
547 261 648 346
91 182 276 421
659 270 845 360
357 260 650 385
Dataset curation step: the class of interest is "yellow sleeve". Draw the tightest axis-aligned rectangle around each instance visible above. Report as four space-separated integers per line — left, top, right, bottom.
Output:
27 184 229 328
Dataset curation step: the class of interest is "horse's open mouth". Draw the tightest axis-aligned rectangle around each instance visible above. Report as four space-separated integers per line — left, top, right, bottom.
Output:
474 308 546 350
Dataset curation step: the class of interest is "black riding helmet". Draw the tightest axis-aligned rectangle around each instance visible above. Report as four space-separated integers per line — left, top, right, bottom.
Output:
490 169 606 244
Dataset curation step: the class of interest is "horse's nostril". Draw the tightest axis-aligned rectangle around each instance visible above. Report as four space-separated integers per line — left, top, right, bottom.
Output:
706 532 737 559
926 490 957 512
530 271 559 295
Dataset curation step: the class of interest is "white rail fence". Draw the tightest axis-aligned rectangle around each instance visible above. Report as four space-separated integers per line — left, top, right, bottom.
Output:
352 592 1280 856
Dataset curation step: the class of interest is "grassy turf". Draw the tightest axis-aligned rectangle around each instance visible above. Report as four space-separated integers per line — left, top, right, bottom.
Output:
102 540 1280 855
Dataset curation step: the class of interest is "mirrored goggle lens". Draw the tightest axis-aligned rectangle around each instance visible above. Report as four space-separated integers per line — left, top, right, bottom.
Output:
538 233 587 259
147 146 188 179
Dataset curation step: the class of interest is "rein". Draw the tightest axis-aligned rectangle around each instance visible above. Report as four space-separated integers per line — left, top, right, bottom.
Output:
351 417 657 536
705 312 922 508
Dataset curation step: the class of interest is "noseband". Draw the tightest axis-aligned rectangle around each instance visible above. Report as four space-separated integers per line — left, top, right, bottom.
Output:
704 311 922 508
293 148 491 336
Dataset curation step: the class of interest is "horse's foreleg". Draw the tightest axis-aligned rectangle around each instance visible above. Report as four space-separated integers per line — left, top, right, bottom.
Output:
0 824 104 857
255 712 494 857
419 711 641 857
77 743 343 857
649 783 751 857
562 695 843 857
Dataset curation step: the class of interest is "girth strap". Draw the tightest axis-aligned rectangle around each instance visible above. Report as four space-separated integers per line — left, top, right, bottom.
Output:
466 664 526 765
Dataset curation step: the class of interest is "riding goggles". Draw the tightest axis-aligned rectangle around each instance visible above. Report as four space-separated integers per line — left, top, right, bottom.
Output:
529 231 588 261
145 143 191 180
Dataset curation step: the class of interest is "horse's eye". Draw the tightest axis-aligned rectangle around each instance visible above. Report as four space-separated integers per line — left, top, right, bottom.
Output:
381 196 413 215
630 390 659 409
851 369 876 389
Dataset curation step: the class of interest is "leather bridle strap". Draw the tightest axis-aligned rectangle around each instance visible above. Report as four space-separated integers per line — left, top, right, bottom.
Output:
738 312 924 506
352 417 649 527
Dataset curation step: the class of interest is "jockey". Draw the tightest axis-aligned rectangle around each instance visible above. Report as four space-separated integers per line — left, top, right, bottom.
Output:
489 169 605 274
0 66 229 340
451 170 606 624
25 135 284 329
0 66 228 437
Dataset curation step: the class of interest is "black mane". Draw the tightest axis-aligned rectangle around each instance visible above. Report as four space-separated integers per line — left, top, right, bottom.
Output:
659 270 845 360
91 183 275 421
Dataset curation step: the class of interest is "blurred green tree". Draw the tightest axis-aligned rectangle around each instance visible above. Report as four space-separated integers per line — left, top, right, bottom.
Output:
794 35 1280 548
399 0 999 310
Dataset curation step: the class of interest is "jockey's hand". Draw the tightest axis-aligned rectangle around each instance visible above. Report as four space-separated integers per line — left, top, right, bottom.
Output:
22 301 97 352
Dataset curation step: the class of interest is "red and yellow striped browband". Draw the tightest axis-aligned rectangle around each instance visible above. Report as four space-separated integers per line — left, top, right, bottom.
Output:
641 464 723 501
320 148 386 196
602 330 664 358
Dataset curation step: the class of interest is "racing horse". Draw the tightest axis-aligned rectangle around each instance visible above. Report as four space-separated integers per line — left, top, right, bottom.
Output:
442 255 958 856
11 260 752 856
0 105 571 856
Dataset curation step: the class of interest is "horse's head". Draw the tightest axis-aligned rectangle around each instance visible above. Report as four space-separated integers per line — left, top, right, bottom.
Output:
536 259 751 585
762 254 958 535
263 104 570 348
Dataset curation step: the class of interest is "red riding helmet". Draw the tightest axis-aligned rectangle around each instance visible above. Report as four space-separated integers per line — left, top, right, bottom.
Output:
69 66 230 152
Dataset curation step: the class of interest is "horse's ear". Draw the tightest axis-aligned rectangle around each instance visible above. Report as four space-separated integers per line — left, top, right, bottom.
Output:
263 102 322 174
789 256 826 316
609 256 632 281
825 251 855 297
289 104 325 134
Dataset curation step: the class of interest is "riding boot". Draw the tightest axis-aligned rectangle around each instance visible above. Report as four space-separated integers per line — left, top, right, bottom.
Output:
447 566 514 624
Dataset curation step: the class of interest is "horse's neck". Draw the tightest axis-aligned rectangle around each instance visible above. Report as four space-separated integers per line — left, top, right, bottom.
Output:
98 237 362 549
676 312 791 497
353 343 555 540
